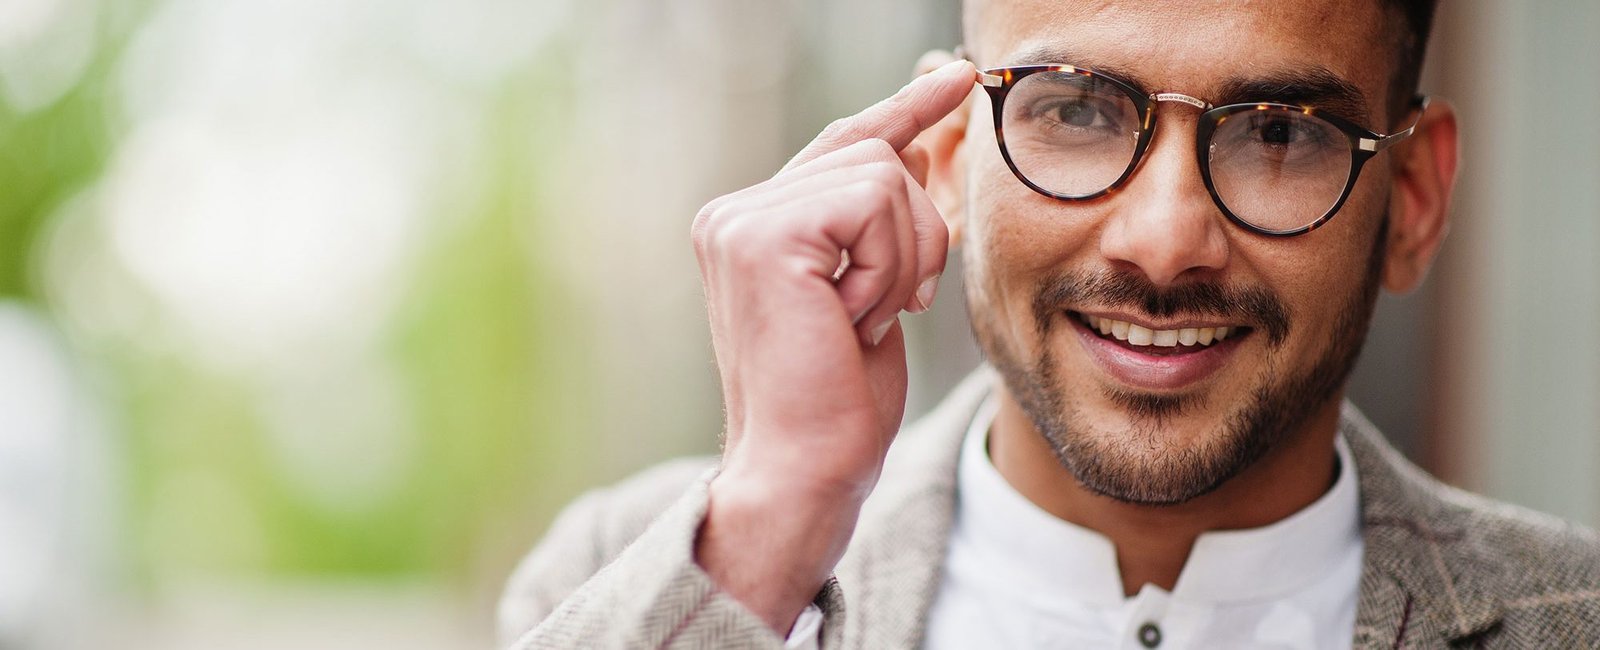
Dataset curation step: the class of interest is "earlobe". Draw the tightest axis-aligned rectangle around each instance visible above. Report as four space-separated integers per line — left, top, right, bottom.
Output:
1382 100 1460 294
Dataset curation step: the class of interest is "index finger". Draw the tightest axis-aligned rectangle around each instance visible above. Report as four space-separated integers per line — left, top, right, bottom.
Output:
781 59 977 174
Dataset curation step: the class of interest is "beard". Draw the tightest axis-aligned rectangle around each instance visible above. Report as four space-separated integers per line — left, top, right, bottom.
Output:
968 218 1388 506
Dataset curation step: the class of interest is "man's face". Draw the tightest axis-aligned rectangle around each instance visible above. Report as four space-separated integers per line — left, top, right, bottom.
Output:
960 0 1402 504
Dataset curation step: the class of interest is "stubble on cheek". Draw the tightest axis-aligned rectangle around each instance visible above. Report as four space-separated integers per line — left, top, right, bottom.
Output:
964 215 1389 506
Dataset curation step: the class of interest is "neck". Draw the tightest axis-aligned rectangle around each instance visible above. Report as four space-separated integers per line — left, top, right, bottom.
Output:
987 389 1342 597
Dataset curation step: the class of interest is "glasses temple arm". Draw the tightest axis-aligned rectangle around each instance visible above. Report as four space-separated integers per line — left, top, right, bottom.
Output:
1364 95 1430 153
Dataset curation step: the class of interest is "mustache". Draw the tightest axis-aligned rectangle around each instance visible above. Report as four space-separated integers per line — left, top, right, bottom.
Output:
1032 270 1290 345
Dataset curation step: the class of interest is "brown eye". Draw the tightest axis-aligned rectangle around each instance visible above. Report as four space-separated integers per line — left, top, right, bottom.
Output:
1242 114 1328 148
1052 100 1101 127
1259 118 1296 144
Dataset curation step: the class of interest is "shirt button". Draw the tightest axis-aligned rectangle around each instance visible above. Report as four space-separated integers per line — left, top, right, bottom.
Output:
1137 622 1162 648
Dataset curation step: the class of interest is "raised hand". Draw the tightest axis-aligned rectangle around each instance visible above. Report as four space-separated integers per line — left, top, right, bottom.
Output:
689 58 976 635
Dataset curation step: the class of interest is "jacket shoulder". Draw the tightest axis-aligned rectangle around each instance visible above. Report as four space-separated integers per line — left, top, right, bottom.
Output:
1442 487 1600 595
1361 409 1600 591
496 455 717 645
1439 489 1600 644
1344 404 1600 644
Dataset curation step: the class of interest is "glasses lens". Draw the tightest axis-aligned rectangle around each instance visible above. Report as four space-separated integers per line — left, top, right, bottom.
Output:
1207 108 1352 232
1001 71 1142 197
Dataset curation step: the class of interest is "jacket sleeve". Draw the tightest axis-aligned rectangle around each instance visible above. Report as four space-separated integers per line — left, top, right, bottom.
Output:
497 462 846 649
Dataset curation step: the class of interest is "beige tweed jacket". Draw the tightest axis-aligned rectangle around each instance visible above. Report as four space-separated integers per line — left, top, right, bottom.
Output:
499 368 1600 649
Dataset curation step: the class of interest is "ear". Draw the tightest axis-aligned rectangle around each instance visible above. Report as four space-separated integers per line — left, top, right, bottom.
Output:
1382 99 1460 294
906 49 976 248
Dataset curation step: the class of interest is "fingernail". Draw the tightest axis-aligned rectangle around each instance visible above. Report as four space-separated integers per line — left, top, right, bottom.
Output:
852 305 872 325
915 276 940 312
869 319 895 346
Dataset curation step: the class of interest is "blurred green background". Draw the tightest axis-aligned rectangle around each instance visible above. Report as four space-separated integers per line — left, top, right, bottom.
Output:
0 1 1595 648
1 1 968 647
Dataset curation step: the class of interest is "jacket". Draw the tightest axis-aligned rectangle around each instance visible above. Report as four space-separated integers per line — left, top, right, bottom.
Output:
500 367 1600 648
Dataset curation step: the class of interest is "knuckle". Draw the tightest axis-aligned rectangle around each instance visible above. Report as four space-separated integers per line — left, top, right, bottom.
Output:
699 204 745 261
919 215 949 248
693 194 741 256
932 219 951 251
850 181 895 217
923 226 950 270
708 212 771 268
728 221 778 268
691 202 721 254
860 137 898 161
818 117 859 145
859 161 903 191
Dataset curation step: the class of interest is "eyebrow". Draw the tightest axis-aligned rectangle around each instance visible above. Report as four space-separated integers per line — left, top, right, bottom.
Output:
1002 44 1157 95
997 44 1377 129
1214 70 1374 128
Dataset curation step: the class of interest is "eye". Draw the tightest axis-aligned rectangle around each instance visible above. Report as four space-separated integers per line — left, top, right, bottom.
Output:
1046 99 1108 128
1002 72 1138 149
1258 118 1296 144
1243 113 1329 148
1029 96 1120 131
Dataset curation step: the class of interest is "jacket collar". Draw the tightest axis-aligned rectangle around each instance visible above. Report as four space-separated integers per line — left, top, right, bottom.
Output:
835 367 1507 648
1340 403 1507 646
832 367 987 648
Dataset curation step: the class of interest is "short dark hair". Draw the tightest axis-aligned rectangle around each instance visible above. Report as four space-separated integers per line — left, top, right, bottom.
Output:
961 0 1441 124
1384 0 1441 123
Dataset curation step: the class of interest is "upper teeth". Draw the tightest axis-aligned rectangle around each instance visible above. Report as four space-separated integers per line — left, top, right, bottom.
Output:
1083 314 1233 347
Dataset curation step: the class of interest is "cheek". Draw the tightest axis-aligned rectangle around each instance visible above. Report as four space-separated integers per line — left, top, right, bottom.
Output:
1250 194 1385 358
965 136 1101 276
965 158 1103 341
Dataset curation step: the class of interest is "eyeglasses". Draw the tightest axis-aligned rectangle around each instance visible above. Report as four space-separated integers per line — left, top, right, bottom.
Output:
977 64 1426 237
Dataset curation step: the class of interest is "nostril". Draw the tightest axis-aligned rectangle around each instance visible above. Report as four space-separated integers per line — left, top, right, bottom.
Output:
1097 199 1232 286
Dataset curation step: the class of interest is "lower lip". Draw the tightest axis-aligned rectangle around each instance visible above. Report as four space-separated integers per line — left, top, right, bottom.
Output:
1069 315 1245 391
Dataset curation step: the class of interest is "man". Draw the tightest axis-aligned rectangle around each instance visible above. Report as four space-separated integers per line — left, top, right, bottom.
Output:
500 0 1600 647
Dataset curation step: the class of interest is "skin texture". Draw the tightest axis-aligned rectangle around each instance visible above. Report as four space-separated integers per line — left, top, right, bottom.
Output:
691 61 979 634
691 0 1459 634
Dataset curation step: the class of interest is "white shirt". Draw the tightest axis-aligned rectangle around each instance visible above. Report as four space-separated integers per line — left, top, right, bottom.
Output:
787 397 1363 649
925 397 1362 649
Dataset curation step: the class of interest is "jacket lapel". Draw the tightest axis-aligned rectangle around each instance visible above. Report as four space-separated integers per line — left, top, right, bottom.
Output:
1343 403 1506 648
829 374 1511 649
1350 568 1445 649
833 368 995 649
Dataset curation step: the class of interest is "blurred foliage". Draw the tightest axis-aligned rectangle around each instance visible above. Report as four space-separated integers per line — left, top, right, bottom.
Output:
107 66 592 582
1 0 596 588
0 55 114 301
381 77 592 579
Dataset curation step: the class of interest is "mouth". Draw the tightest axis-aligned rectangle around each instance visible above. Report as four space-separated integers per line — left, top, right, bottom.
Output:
1065 310 1254 390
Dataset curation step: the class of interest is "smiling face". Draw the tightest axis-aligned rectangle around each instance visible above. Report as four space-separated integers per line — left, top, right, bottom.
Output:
957 0 1408 504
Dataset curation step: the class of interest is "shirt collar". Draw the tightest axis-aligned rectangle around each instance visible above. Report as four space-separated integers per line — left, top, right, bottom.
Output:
954 394 1363 605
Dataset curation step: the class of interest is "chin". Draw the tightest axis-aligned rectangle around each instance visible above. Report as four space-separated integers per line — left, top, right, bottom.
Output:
1049 392 1274 505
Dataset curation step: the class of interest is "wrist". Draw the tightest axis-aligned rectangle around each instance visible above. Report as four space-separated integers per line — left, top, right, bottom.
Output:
696 469 862 634
723 453 877 502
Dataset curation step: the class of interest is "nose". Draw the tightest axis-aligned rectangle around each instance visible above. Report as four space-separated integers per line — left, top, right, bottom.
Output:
1098 111 1231 287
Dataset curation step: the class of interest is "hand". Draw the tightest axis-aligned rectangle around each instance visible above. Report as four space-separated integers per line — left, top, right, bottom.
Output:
689 58 975 634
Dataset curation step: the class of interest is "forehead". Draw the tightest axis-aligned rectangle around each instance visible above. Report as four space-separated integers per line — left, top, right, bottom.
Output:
970 0 1396 113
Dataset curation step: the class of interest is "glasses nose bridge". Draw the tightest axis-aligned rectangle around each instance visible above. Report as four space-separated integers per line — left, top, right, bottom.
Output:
1134 92 1217 181
1138 92 1214 147
1150 92 1213 111
1124 91 1224 225
1143 92 1213 131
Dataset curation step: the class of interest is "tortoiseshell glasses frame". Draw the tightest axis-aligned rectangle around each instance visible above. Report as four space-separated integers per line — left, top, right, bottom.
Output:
976 63 1427 237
